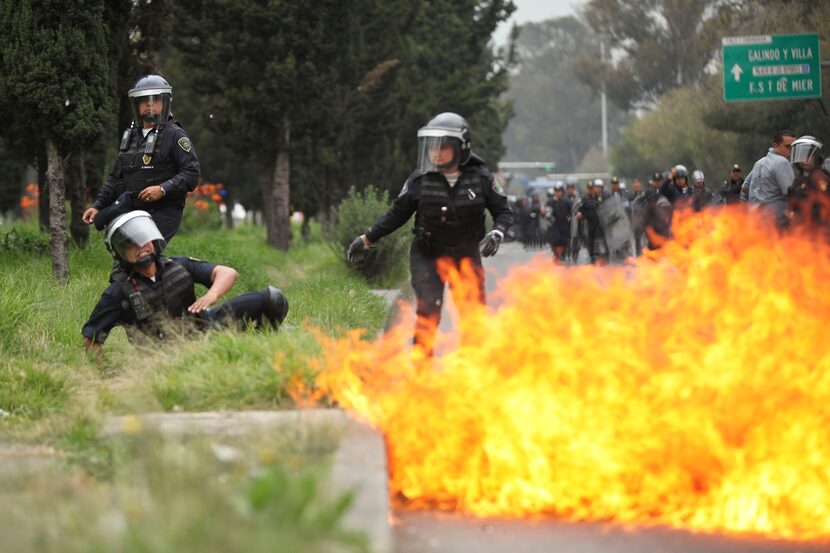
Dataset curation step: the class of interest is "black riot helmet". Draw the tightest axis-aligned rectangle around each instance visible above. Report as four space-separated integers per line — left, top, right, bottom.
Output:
104 211 166 269
790 135 823 173
128 74 172 127
416 112 472 172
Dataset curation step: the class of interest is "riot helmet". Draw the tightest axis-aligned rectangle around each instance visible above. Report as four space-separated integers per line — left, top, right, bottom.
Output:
416 112 472 173
128 74 172 127
692 170 705 187
104 211 166 269
790 135 823 172
673 168 689 186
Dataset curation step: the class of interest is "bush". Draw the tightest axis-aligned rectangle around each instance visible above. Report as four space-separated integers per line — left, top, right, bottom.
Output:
180 197 224 233
0 226 49 255
327 186 409 286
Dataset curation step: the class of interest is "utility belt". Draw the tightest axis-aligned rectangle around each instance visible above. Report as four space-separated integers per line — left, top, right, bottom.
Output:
413 226 478 257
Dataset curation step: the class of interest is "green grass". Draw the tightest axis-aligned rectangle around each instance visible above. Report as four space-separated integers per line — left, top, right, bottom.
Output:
0 220 391 431
0 219 394 552
0 429 367 553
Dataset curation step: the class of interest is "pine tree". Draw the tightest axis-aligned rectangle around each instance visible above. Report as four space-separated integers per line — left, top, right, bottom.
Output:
0 0 112 282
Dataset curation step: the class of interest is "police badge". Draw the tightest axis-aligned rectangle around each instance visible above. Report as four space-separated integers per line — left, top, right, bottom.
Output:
142 154 152 165
178 137 192 152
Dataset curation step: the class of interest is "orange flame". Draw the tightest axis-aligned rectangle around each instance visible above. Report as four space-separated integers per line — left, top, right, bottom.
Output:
306 207 830 542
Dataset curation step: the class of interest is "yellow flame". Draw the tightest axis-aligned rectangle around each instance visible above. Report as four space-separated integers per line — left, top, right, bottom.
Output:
306 207 830 542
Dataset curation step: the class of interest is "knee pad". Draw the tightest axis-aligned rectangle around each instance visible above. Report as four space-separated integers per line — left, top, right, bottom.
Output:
264 286 289 327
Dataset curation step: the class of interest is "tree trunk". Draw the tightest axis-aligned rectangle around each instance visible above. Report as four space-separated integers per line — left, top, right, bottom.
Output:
37 151 49 233
46 139 69 283
224 189 235 230
67 151 89 248
265 117 292 251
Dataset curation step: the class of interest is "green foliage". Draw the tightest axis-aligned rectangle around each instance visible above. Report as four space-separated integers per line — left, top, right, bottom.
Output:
328 186 409 286
576 0 734 109
0 362 68 419
179 201 224 234
0 0 112 150
0 225 49 255
611 84 743 181
170 0 515 222
1 432 367 553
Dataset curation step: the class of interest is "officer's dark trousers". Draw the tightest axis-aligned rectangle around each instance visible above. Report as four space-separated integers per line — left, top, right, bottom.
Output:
148 206 183 244
410 238 485 356
204 289 276 329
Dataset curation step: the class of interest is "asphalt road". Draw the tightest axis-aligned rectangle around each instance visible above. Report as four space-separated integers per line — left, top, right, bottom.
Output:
393 241 828 553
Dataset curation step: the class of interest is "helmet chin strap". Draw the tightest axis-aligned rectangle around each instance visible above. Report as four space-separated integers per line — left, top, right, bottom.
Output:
133 253 157 268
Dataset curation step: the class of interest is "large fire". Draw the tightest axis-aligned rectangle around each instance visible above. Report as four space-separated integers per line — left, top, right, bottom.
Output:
299 207 830 541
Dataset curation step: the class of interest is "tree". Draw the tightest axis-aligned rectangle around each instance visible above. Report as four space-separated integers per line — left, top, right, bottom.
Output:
172 0 517 250
575 0 735 110
503 16 628 172
0 0 112 282
611 82 743 181
173 0 350 250
702 1 830 162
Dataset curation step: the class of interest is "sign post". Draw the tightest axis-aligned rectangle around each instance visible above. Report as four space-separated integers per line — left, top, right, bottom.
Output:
722 33 822 102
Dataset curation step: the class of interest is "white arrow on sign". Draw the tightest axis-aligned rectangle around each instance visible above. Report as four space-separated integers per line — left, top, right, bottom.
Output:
731 63 743 82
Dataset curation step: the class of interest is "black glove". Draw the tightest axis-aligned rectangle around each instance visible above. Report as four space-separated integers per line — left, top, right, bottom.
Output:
347 236 368 264
479 229 503 257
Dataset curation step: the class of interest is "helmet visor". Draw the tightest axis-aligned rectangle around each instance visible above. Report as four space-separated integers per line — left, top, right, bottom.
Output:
110 216 165 263
417 135 461 173
130 93 171 127
790 142 821 169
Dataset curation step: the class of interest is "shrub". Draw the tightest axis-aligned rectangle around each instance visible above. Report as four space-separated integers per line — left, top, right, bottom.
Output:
180 197 224 233
0 226 49 255
327 186 409 286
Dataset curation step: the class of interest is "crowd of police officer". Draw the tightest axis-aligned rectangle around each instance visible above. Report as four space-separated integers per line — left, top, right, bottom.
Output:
508 130 830 264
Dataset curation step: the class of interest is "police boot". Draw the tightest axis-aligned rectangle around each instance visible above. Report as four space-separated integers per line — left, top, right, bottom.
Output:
263 286 289 328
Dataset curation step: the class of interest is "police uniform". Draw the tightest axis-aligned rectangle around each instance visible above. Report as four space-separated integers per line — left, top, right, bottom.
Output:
92 120 200 242
82 256 283 345
364 154 512 352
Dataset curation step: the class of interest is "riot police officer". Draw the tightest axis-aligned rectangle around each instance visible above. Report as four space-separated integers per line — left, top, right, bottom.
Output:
82 211 288 355
788 135 830 228
82 75 200 243
346 112 513 355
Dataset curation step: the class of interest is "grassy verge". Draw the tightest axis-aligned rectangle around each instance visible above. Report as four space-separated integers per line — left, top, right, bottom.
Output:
0 428 367 553
0 219 397 550
0 221 390 432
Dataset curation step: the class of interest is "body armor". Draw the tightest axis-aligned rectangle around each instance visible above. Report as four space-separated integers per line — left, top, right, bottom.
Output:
117 125 182 208
117 258 197 340
415 167 487 255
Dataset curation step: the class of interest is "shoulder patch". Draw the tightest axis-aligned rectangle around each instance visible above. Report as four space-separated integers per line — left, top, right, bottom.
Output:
177 136 192 153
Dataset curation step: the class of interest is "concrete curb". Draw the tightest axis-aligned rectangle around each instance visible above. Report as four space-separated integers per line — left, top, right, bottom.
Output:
105 409 390 553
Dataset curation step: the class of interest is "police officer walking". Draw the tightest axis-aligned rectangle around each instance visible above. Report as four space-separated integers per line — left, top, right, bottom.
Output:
82 211 288 354
346 112 513 355
82 75 200 243
577 179 609 264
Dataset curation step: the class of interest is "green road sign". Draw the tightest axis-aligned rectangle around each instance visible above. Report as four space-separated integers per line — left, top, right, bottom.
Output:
722 33 822 102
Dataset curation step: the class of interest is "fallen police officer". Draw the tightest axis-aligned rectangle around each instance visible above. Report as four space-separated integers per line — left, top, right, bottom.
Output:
82 210 288 356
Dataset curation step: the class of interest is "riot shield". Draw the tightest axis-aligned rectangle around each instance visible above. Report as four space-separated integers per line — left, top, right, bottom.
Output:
597 194 633 252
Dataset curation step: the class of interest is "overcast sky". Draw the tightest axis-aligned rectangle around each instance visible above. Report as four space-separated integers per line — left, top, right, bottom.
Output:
494 0 587 45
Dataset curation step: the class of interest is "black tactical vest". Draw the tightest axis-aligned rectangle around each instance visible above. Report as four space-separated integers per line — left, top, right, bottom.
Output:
118 258 197 339
117 125 180 207
416 168 487 253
